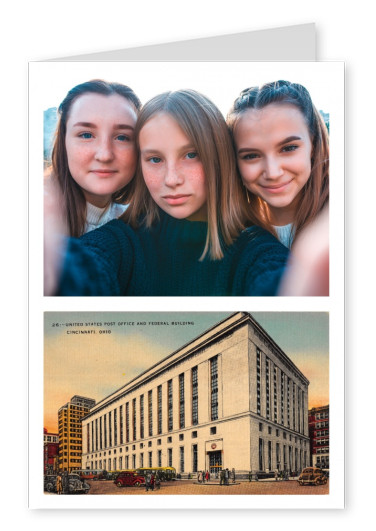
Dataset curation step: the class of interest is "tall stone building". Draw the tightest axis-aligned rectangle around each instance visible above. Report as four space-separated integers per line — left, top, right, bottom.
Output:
81 313 310 476
58 395 96 472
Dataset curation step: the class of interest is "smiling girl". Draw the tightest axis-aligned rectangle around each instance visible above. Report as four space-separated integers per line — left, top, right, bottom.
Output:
227 80 329 248
48 89 289 296
49 79 141 237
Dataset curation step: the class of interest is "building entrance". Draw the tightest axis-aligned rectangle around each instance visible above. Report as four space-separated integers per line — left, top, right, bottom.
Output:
208 451 222 479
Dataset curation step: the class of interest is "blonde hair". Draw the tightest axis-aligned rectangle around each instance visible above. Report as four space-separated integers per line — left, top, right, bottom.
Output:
123 89 251 260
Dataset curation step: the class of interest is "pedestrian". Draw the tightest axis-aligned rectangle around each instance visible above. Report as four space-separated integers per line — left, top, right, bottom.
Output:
220 469 225 486
155 473 161 490
202 470 205 483
145 473 151 492
56 473 63 495
225 468 229 485
205 470 209 482
150 473 155 491
274 470 278 481
198 470 202 483
231 468 236 483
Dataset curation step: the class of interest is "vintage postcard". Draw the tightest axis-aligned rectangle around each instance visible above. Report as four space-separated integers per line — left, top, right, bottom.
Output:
33 311 343 509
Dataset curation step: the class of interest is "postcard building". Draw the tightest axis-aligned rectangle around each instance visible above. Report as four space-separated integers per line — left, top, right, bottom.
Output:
308 405 329 469
58 395 96 472
81 312 310 477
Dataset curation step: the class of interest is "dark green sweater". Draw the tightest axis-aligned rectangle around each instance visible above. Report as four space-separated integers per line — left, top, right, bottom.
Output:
58 212 289 296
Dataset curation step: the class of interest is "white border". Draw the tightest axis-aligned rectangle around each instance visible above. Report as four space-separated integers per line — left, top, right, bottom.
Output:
29 61 344 509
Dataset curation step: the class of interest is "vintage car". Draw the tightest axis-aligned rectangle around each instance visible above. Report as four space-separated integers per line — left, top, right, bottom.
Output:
44 473 90 494
44 475 57 493
114 471 145 488
298 467 328 486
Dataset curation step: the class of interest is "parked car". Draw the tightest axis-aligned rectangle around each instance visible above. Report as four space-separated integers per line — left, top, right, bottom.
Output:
44 474 57 493
298 467 328 486
43 473 90 494
115 471 145 488
68 473 90 494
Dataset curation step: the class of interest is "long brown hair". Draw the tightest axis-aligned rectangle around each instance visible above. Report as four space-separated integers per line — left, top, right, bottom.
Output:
227 80 329 245
122 89 252 260
51 79 141 237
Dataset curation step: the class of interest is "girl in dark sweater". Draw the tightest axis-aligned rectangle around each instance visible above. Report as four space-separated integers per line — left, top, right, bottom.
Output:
48 89 289 296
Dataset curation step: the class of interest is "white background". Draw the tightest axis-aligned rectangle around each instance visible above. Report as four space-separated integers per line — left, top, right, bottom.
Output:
1 0 370 527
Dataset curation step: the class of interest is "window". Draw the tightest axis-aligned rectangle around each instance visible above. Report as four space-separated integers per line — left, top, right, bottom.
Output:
281 373 285 425
259 423 263 432
113 409 117 446
210 427 217 435
125 403 129 443
259 438 264 471
168 448 172 467
268 440 272 471
192 444 198 473
148 451 152 467
179 373 185 429
210 356 218 421
140 394 144 439
119 405 123 445
132 399 136 441
148 390 153 437
265 358 270 420
179 434 184 441
256 348 261 415
168 380 173 431
157 385 162 435
108 411 112 447
192 431 197 438
192 366 198 425
180 446 184 473
158 449 162 467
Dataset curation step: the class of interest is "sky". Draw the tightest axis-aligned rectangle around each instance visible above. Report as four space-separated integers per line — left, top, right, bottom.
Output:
35 61 337 120
44 311 329 433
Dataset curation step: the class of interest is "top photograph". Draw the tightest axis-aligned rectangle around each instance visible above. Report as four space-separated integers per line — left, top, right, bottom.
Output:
33 61 343 297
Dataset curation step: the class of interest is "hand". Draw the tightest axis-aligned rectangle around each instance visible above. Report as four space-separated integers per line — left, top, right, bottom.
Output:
44 175 67 295
279 207 329 296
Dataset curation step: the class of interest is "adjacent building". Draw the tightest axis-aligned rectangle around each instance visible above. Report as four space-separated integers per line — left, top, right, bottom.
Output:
308 405 329 469
58 395 96 472
81 312 310 477
43 428 59 474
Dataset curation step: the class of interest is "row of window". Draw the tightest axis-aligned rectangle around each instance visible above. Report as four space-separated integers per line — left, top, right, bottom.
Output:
86 358 219 454
88 445 187 473
257 348 306 434
258 438 308 472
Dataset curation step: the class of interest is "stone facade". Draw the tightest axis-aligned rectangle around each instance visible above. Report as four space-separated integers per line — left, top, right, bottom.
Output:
81 313 310 477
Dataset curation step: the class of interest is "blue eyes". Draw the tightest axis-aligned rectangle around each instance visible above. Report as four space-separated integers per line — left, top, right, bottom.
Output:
78 133 130 141
148 152 198 164
79 132 93 139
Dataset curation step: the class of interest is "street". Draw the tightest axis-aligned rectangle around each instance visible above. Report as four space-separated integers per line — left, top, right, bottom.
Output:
53 479 329 496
